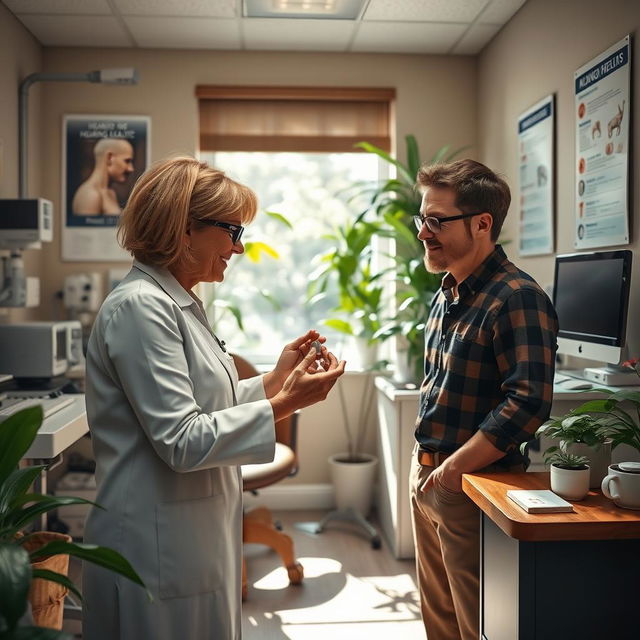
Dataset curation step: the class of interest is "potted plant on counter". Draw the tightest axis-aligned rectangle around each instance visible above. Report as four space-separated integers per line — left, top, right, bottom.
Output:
543 449 591 501
0 406 148 638
529 414 611 488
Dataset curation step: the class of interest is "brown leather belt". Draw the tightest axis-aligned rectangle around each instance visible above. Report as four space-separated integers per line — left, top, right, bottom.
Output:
418 449 450 467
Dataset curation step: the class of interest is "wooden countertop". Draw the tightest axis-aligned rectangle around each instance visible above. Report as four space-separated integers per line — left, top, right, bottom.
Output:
462 471 640 542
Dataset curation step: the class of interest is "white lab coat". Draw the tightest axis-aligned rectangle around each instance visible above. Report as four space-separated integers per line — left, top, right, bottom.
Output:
82 261 275 640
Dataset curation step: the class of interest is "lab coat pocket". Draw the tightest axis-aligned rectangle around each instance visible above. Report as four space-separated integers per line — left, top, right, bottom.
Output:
156 493 224 599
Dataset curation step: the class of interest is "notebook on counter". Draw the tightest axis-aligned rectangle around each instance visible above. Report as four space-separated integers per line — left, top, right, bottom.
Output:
506 489 574 513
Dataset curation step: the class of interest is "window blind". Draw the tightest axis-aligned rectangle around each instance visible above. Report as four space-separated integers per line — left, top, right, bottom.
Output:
196 86 395 153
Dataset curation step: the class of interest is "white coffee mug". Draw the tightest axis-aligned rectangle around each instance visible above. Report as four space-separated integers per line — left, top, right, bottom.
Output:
601 463 640 510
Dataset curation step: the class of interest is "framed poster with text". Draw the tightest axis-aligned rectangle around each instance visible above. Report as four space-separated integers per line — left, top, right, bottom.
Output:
517 95 555 256
574 35 630 249
62 114 150 261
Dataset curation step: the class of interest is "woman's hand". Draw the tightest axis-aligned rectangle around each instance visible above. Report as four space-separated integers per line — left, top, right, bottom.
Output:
263 330 329 397
269 347 346 421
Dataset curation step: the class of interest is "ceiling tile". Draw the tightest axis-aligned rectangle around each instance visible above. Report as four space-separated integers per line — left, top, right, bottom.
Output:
113 0 236 17
124 16 241 49
452 23 501 54
352 21 467 54
363 0 488 23
479 0 527 24
17 14 132 46
3 0 110 14
242 19 354 51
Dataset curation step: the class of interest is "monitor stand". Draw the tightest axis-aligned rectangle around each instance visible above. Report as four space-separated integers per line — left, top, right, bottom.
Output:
582 364 638 387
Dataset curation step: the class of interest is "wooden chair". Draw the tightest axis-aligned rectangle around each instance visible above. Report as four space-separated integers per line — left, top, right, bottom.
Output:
231 354 304 600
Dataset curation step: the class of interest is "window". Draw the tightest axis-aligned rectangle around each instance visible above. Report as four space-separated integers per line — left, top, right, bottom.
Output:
197 86 394 363
200 150 383 362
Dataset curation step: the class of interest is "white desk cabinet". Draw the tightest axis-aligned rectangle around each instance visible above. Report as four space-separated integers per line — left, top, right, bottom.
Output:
375 376 419 559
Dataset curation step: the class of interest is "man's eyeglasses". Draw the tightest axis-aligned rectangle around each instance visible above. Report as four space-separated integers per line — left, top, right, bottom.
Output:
413 212 484 234
193 219 244 244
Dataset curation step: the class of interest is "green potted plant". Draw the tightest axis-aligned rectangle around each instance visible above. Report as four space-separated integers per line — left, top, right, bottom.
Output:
307 211 391 369
0 406 148 638
567 358 640 509
352 135 467 382
528 413 611 488
543 449 591 501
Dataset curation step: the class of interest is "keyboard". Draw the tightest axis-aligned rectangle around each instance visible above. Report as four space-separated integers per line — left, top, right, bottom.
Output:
0 396 76 420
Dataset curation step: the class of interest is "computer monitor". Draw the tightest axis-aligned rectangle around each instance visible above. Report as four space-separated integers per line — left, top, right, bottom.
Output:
553 250 632 367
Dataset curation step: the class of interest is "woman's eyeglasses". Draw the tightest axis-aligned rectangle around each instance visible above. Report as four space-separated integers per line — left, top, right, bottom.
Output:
193 219 244 244
413 211 484 234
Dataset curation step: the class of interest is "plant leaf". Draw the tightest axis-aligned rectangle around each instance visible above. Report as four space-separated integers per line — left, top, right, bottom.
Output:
0 543 31 631
264 211 293 229
244 241 279 263
353 141 414 184
31 569 83 602
0 465 46 519
405 134 421 178
0 407 43 486
322 318 354 335
28 542 151 601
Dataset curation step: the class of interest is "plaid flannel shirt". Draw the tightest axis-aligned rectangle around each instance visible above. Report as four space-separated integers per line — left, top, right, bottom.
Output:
415 245 558 467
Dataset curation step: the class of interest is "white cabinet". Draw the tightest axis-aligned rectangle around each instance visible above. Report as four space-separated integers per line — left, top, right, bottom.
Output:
375 376 419 559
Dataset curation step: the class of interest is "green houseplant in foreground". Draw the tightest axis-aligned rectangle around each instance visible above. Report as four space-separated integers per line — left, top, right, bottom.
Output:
353 135 468 382
0 406 148 639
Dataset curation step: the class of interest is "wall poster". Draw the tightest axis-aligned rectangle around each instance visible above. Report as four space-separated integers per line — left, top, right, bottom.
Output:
62 115 150 261
574 35 630 249
517 94 555 256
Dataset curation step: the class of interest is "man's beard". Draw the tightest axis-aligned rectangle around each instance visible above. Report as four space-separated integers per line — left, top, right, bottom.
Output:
422 235 473 274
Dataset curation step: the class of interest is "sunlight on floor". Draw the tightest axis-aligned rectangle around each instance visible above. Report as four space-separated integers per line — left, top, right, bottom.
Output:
249 557 422 638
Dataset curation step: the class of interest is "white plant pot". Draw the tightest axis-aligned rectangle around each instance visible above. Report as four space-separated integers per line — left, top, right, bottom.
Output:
550 464 590 501
329 452 378 517
354 337 378 370
566 440 612 489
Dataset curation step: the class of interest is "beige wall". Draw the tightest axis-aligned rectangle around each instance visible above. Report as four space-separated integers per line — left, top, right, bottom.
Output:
478 0 640 359
0 3 42 322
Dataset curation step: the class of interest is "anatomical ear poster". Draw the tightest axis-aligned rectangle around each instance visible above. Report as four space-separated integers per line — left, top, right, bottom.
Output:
517 94 555 256
62 114 150 261
574 35 630 249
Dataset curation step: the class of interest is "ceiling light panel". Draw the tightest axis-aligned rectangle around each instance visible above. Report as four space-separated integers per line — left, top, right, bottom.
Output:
243 17 353 49
244 0 367 20
364 0 488 23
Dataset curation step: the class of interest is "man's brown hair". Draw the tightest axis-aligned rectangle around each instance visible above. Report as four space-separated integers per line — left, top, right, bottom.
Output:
416 159 510 241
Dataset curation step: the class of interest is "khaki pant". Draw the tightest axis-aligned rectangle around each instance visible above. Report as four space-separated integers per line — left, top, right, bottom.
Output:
409 449 480 640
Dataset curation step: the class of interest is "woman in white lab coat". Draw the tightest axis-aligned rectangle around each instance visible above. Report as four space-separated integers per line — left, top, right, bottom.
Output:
82 156 345 640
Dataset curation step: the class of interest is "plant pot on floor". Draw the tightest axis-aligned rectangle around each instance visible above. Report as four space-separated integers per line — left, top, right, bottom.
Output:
550 464 590 501
21 531 73 630
329 453 378 517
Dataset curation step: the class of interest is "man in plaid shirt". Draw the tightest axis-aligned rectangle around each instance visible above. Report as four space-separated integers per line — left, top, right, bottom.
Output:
409 159 558 640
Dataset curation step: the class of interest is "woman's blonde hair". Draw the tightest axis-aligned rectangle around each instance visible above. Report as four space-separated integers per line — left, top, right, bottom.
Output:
117 156 257 267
